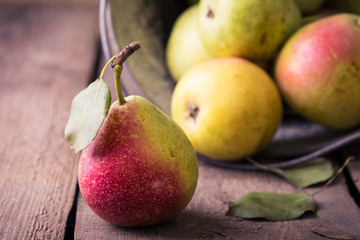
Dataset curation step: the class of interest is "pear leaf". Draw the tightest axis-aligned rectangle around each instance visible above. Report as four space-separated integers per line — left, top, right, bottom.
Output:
226 192 315 221
270 158 334 188
65 78 111 153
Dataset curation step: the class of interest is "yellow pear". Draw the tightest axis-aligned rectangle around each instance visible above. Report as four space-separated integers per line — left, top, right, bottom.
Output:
166 4 213 81
171 57 283 162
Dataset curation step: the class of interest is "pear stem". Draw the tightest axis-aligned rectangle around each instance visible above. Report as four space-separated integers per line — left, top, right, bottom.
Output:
99 55 117 79
110 41 141 105
114 65 126 105
311 156 354 196
246 156 270 171
111 41 141 67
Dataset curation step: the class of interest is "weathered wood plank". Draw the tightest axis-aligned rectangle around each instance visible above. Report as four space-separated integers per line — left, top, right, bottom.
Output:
75 158 360 239
0 0 99 6
0 5 98 239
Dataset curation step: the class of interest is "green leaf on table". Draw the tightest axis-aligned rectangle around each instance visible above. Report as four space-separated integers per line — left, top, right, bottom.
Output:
226 192 315 221
65 78 111 153
270 158 334 188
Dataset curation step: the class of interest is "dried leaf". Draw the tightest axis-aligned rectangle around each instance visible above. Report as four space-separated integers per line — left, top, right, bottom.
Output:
226 192 315 221
270 158 333 188
65 78 111 152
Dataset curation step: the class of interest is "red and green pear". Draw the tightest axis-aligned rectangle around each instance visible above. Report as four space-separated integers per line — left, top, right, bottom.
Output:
79 96 198 227
276 14 360 130
66 42 198 227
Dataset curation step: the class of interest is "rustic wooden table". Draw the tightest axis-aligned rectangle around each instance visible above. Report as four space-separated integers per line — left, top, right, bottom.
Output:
1 3 359 240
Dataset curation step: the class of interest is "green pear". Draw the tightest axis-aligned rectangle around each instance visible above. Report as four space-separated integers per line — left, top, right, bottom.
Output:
171 57 283 162
166 4 213 82
71 42 198 227
275 14 360 130
294 0 326 15
198 0 302 61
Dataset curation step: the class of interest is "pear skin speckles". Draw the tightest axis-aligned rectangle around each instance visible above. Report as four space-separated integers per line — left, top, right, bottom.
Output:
78 96 198 227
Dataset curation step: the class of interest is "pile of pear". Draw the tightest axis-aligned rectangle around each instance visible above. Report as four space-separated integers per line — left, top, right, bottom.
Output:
167 0 360 162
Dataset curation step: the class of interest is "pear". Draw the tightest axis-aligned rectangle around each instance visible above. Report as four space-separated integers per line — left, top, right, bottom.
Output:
198 0 302 61
68 42 198 227
171 57 283 162
275 14 360 130
166 4 213 82
79 96 198 227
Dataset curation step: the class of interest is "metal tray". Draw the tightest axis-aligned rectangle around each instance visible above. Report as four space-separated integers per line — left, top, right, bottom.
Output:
99 0 360 170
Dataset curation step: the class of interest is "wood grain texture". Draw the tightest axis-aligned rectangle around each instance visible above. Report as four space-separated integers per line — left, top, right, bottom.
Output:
75 160 360 239
0 0 99 7
0 5 98 239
